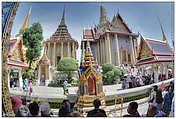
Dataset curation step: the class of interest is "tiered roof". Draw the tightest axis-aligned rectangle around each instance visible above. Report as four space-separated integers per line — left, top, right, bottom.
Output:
47 8 78 47
82 5 138 42
39 47 50 65
7 38 28 68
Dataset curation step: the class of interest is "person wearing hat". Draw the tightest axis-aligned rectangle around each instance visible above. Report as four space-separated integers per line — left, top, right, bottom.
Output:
87 98 107 117
11 96 26 117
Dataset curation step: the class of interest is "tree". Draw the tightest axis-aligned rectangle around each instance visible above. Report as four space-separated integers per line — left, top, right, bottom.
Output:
102 64 125 85
57 57 78 83
57 57 78 71
102 63 114 74
22 23 43 69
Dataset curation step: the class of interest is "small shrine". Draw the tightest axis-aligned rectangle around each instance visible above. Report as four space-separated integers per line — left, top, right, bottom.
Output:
37 46 50 86
77 41 105 110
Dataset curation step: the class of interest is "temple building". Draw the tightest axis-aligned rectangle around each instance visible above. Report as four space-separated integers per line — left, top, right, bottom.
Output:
37 8 78 85
77 41 105 112
7 7 31 89
81 5 138 66
136 25 174 82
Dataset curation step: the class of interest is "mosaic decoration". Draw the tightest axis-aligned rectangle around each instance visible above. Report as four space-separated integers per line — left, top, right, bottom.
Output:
2 2 19 117
77 41 105 108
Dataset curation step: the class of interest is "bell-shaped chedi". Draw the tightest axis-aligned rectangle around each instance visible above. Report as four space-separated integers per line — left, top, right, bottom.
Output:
77 41 105 108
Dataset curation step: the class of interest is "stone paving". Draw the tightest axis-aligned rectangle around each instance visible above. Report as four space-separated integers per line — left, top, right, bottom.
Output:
10 78 173 100
10 83 122 98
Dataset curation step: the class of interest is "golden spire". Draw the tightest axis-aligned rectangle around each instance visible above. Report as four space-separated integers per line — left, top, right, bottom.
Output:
160 24 167 43
39 45 49 65
20 6 32 31
83 40 95 65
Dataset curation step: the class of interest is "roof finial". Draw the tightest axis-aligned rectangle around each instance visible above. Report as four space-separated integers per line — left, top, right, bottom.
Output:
157 16 167 43
99 4 109 25
20 6 32 32
60 5 66 26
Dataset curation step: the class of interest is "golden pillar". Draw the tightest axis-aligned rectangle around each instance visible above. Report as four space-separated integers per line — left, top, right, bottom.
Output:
130 36 135 64
100 39 102 65
102 38 105 64
61 42 63 58
82 42 85 62
115 34 120 65
107 33 112 64
53 42 56 66
126 50 128 64
110 36 114 64
97 41 100 65
48 42 50 62
68 42 70 57
45 66 48 80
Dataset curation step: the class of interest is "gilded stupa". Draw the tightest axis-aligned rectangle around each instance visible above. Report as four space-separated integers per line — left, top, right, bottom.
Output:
77 40 105 110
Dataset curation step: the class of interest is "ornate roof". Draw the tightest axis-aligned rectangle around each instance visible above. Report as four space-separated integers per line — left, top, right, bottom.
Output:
8 37 25 62
49 8 77 44
8 39 17 56
39 47 50 65
146 39 173 55
7 58 28 68
82 5 138 42
136 34 174 66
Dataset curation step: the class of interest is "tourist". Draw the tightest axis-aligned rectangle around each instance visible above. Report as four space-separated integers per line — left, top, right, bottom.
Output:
87 98 107 117
11 96 26 117
149 85 164 116
163 85 174 116
40 102 52 117
27 102 40 117
123 75 128 89
128 75 133 88
123 102 140 117
143 104 158 117
58 100 71 117
62 80 69 95
148 85 158 103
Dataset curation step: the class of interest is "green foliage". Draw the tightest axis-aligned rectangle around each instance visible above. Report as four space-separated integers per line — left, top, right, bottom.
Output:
48 77 64 87
103 71 114 84
22 69 34 81
102 63 114 74
22 22 43 69
57 57 78 71
102 64 125 85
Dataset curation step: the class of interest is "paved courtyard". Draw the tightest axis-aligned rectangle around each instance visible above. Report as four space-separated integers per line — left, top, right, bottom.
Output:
10 78 173 99
10 83 122 98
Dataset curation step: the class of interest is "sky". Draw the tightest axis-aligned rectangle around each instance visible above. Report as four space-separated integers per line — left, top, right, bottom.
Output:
10 2 174 62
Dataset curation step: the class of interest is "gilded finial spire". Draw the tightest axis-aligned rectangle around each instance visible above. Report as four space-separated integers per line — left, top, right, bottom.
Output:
157 16 167 43
99 4 109 25
60 6 66 26
20 6 32 31
86 40 92 55
160 24 167 43
83 40 95 64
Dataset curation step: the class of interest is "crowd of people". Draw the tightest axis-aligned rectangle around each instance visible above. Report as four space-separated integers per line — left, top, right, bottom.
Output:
121 65 173 89
11 81 174 117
